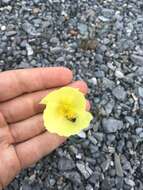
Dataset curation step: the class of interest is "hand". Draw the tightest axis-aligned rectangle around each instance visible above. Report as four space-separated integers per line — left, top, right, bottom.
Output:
0 67 89 189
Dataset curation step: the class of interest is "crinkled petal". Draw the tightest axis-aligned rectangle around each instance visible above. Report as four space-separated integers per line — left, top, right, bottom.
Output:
40 87 86 111
43 107 93 137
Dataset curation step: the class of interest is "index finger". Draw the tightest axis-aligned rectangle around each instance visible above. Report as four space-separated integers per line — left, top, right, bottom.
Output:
0 67 73 102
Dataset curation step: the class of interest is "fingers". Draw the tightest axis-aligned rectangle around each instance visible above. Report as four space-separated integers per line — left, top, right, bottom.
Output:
10 100 90 143
10 114 44 143
0 67 73 102
15 132 66 168
0 112 7 128
0 81 88 123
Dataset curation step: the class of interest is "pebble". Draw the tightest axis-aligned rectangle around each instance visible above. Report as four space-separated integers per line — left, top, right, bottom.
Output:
77 131 86 138
78 23 88 37
102 118 123 133
114 153 124 177
6 31 17 37
64 172 82 185
76 162 93 179
138 87 143 98
102 78 115 89
2 0 11 4
26 43 34 56
94 132 104 142
89 171 101 185
125 116 135 125
124 178 135 187
131 54 143 66
58 158 75 171
104 100 115 115
115 69 124 78
88 135 98 145
136 128 143 135
90 77 97 85
112 86 127 101
1 25 6 31
22 22 40 36
101 178 112 190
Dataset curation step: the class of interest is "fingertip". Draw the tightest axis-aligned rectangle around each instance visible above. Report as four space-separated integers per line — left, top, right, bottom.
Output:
70 80 88 94
59 67 73 83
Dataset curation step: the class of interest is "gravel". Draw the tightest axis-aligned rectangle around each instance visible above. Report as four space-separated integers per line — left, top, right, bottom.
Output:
112 86 127 101
102 118 123 133
2 0 142 189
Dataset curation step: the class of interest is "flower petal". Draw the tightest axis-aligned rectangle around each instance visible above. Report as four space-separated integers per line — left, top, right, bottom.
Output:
40 87 86 111
43 107 93 137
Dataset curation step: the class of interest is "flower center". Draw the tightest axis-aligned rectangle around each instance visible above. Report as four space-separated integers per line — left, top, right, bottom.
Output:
58 103 77 123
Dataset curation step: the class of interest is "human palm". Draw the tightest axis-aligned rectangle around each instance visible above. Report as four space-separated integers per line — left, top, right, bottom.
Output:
0 67 89 189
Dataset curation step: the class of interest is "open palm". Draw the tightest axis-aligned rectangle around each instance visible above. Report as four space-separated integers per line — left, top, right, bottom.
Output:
0 67 89 189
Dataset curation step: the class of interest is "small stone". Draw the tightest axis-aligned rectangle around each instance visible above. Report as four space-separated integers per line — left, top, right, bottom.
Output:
78 23 88 36
114 153 123 177
6 31 17 37
115 70 124 78
32 7 41 14
64 171 82 185
68 29 78 36
124 178 135 187
77 131 86 138
138 87 143 98
139 132 143 138
50 37 59 45
56 56 65 63
49 179 56 186
125 116 135 125
95 70 105 78
89 172 101 185
101 178 112 190
88 135 97 145
76 162 93 179
104 100 115 115
102 8 114 18
115 177 124 189
136 67 143 76
131 54 143 66
1 25 6 31
26 43 34 56
136 128 143 135
112 86 127 101
50 47 62 54
22 184 32 190
2 0 11 4
58 158 75 171
86 184 94 190
102 118 123 133
94 132 104 142
99 16 109 22
22 22 40 36
101 159 110 172
90 77 97 85
79 39 96 50
102 78 115 89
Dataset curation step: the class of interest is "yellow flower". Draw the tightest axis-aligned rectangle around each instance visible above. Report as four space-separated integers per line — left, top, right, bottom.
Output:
40 87 93 137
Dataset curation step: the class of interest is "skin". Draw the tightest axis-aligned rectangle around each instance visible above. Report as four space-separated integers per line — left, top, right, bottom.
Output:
0 67 90 189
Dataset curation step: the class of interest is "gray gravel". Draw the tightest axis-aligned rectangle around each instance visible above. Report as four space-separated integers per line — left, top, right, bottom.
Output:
1 0 143 189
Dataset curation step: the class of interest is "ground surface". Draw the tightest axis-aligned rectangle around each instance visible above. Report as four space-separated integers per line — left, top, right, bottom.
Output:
1 0 143 189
